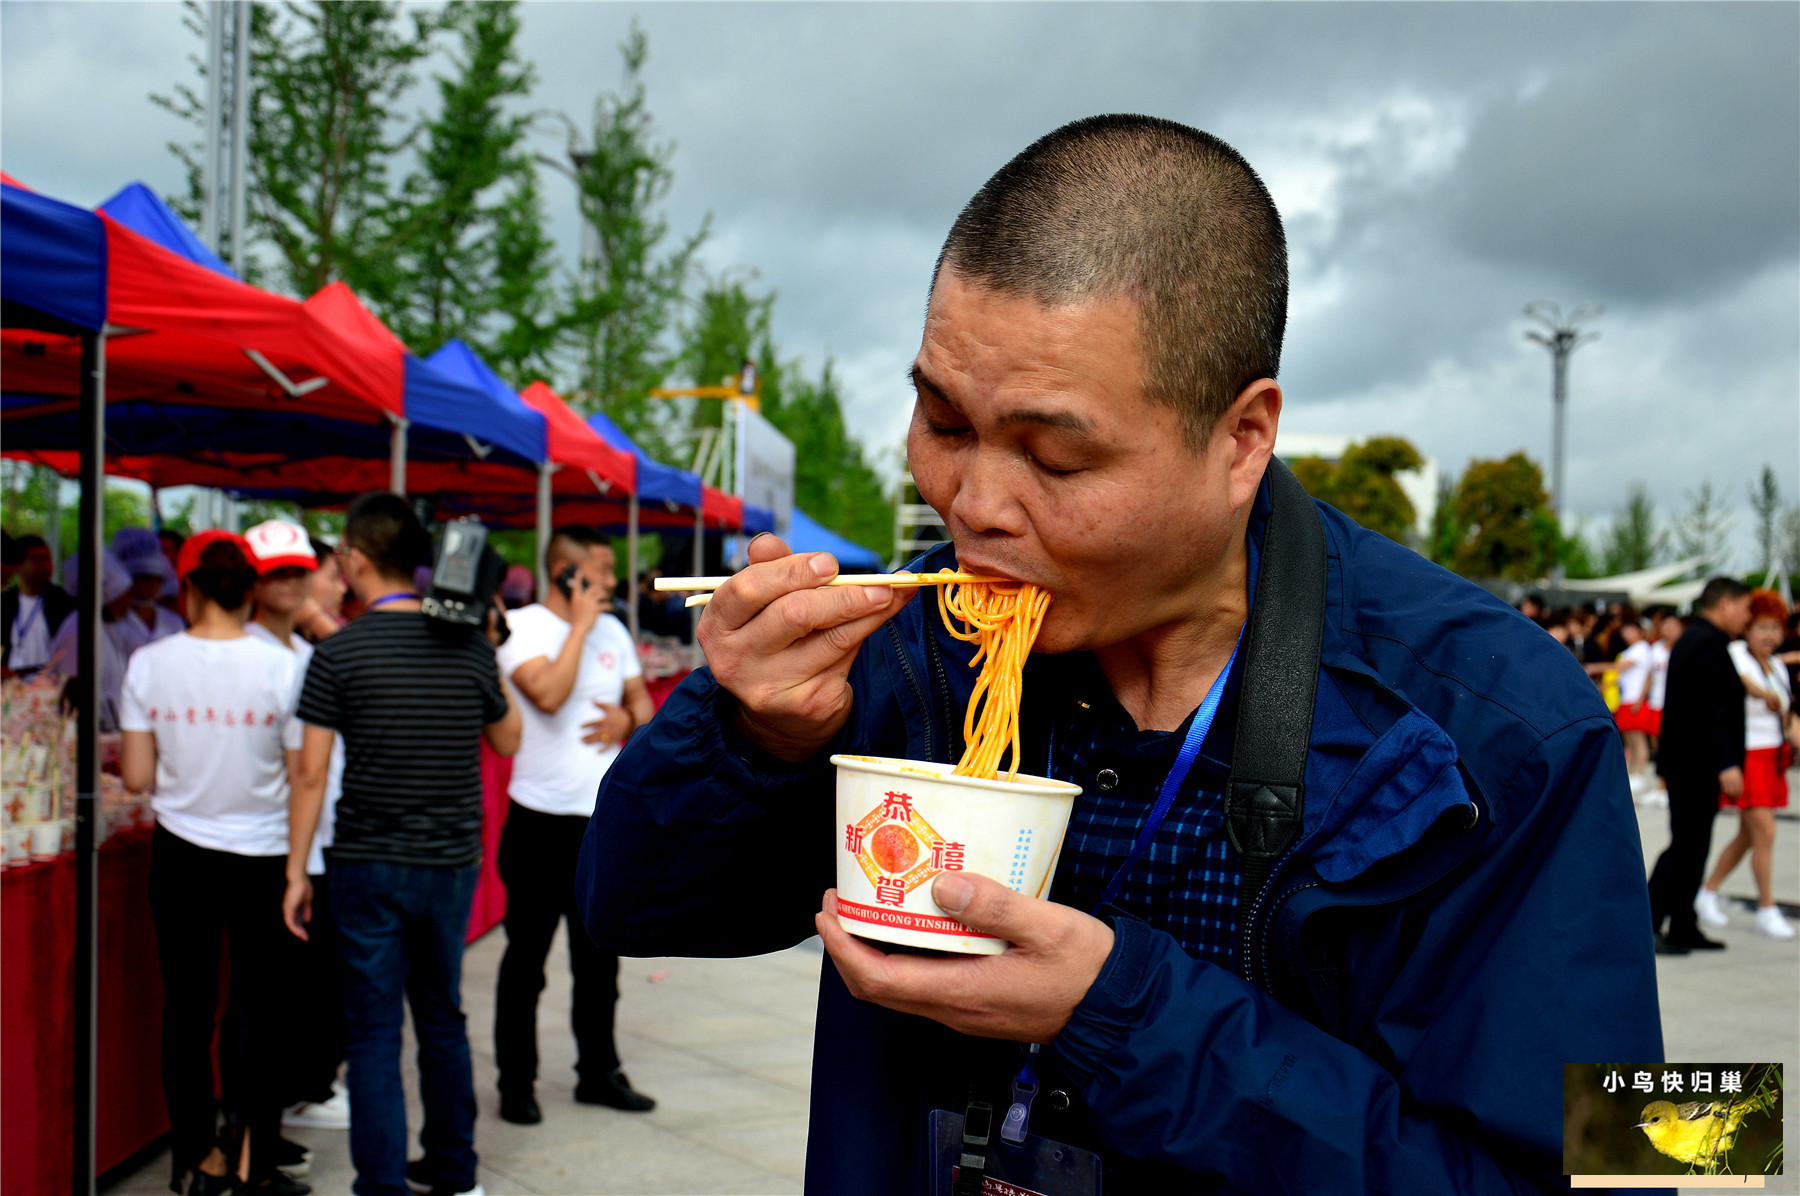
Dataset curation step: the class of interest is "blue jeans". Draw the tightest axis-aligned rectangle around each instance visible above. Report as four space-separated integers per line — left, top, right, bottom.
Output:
332 860 480 1196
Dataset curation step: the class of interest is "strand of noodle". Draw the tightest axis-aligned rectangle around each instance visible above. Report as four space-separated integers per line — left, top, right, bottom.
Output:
927 569 1053 781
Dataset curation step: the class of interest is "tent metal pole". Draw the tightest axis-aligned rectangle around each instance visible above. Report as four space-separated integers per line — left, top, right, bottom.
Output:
389 417 408 495
72 328 106 1196
626 491 640 639
690 505 703 652
535 463 552 599
228 0 250 276
201 2 224 251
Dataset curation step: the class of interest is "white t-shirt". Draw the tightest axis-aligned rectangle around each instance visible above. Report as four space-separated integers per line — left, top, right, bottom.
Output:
1616 641 1652 707
1647 641 1672 711
10 592 56 671
496 606 641 817
119 632 305 857
115 604 185 659
245 621 344 875
1729 640 1790 752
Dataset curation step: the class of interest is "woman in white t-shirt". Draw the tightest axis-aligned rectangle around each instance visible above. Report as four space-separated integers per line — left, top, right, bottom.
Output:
119 531 305 1195
1697 590 1798 940
1611 618 1653 786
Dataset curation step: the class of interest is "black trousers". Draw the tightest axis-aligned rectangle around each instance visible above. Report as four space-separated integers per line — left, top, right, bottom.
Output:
286 864 349 1106
494 802 621 1096
1646 772 1721 940
148 825 295 1184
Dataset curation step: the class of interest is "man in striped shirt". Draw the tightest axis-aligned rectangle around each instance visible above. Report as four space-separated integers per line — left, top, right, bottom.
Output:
284 493 520 1196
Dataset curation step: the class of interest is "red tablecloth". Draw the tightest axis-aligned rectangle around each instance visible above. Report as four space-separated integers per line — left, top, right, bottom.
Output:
467 670 688 943
468 748 512 943
645 668 692 709
2 827 169 1196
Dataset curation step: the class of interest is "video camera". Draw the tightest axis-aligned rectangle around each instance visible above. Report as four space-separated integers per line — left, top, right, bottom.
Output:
422 518 510 644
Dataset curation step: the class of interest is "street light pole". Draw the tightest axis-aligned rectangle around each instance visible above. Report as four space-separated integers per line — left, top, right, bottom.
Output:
1524 300 1601 585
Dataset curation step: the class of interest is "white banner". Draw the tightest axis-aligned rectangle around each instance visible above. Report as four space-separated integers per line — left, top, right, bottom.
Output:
734 402 795 535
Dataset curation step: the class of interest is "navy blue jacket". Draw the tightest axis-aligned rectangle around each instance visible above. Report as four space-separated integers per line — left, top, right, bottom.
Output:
578 480 1663 1193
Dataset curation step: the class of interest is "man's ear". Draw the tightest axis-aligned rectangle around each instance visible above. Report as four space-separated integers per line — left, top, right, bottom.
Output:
1221 378 1281 511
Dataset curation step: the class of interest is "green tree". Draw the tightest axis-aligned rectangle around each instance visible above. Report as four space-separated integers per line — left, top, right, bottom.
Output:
1557 523 1600 580
562 23 706 436
1283 438 1422 544
1674 481 1734 573
1601 484 1665 575
1749 465 1782 577
1449 452 1557 580
1288 456 1335 502
1427 472 1461 568
378 0 556 375
154 1 432 294
671 282 892 559
1330 437 1423 543
251 1 431 297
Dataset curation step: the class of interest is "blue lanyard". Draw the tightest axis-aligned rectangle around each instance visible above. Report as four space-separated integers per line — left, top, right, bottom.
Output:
366 592 421 610
1002 633 1242 1146
13 593 44 642
1091 632 1242 913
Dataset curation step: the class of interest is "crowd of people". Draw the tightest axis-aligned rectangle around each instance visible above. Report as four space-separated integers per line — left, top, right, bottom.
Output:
1519 581 1800 945
3 498 658 1196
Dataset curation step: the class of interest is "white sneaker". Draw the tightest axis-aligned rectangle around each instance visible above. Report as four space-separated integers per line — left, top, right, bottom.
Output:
1629 773 1652 796
1641 787 1668 808
1754 905 1796 939
283 1086 351 1129
1693 889 1730 928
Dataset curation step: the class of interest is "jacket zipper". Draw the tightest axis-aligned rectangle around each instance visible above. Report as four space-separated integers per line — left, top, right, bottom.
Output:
886 619 934 763
923 620 957 765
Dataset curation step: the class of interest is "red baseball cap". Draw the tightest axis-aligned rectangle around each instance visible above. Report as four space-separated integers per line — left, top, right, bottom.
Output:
242 520 319 575
175 529 256 580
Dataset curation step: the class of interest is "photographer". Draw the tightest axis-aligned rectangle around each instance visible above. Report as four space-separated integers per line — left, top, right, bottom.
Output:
492 526 656 1124
282 493 519 1196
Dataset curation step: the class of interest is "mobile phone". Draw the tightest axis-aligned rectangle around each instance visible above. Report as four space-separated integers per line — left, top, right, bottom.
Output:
555 564 585 601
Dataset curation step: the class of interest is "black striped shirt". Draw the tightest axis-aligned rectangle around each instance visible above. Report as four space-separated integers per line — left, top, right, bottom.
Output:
297 613 509 868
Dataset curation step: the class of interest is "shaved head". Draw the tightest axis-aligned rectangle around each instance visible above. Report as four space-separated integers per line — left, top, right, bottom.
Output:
935 114 1287 447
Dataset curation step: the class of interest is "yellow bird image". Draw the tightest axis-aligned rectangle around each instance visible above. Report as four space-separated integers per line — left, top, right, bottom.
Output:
1635 1099 1752 1166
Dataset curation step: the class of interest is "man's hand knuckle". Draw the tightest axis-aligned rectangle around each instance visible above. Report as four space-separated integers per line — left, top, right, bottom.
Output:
774 595 813 638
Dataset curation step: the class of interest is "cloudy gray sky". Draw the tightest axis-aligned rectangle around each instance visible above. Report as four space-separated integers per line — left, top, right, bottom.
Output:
5 2 1796 565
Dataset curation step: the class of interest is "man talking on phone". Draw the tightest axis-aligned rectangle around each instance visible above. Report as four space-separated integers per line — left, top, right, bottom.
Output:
491 525 656 1124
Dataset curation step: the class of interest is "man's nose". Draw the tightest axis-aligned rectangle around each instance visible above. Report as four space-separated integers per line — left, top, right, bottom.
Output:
949 451 1028 538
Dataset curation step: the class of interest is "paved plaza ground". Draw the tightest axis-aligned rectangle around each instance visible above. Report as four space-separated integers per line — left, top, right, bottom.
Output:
106 796 1797 1196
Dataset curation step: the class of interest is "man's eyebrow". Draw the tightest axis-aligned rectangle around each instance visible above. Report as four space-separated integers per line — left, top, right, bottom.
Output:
993 408 1098 440
910 364 1099 440
908 363 949 403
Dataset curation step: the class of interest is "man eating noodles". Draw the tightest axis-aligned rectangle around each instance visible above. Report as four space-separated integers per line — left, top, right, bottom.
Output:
577 115 1661 1193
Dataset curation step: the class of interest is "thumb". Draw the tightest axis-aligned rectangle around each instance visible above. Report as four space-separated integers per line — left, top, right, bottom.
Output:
931 871 1036 946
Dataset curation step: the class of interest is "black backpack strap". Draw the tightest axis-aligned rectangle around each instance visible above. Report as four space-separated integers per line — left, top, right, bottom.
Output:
1225 457 1328 980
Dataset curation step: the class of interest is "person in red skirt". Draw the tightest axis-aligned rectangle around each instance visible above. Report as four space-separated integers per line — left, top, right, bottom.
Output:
1696 589 1798 939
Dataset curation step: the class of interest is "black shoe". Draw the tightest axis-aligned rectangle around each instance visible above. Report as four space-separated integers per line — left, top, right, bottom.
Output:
271 1138 313 1179
1653 933 1692 956
242 1176 310 1196
186 1171 236 1196
1665 931 1727 951
575 1068 656 1112
499 1091 542 1125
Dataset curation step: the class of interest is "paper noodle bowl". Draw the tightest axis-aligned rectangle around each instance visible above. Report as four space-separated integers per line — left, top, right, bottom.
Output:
830 754 1081 955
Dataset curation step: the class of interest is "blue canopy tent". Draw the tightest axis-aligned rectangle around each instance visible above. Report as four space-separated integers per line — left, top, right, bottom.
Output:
583 408 707 635
0 177 108 1191
6 185 552 499
99 181 236 279
786 506 884 570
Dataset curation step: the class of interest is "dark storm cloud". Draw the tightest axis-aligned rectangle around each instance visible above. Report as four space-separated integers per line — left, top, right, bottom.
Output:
1446 4 1800 302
